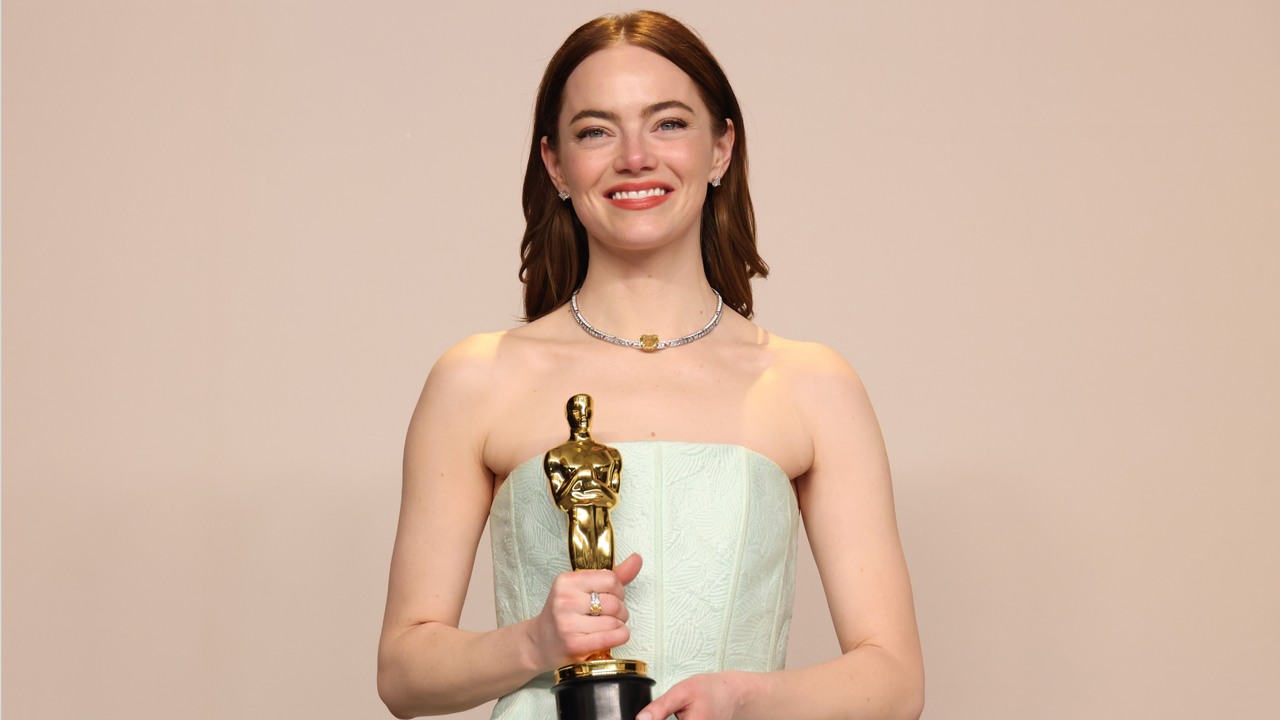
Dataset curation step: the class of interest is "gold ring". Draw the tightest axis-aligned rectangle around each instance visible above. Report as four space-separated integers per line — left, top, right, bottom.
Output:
589 591 602 616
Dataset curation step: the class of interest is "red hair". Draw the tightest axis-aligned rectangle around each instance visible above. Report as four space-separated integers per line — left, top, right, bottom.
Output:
519 10 768 321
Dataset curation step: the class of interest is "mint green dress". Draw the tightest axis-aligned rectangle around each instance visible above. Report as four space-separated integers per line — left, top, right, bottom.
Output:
488 441 800 719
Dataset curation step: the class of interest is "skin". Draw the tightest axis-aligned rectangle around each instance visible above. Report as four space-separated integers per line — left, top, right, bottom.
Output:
378 44 924 720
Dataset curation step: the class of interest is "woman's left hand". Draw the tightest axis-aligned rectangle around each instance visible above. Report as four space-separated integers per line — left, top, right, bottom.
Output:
636 671 762 720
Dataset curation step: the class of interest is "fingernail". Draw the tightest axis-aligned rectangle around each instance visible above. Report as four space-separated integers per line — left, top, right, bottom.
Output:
637 713 651 720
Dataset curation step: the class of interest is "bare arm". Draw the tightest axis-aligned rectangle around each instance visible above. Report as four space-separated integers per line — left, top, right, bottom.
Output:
377 336 638 718
376 335 534 717
639 344 925 720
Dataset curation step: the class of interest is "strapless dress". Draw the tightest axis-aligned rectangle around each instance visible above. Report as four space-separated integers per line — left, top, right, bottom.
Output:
488 441 800 719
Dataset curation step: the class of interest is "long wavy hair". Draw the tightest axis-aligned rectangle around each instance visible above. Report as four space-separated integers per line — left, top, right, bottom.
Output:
519 10 768 322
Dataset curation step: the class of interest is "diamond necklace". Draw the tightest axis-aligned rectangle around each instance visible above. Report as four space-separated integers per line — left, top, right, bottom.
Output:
569 289 724 352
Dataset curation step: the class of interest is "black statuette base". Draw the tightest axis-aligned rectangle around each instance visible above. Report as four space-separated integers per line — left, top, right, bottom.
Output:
551 672 656 720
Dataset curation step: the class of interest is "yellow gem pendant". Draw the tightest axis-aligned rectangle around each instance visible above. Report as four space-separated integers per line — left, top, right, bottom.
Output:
568 289 724 352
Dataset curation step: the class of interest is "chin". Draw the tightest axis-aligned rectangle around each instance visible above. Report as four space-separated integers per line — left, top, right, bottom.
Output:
594 220 693 251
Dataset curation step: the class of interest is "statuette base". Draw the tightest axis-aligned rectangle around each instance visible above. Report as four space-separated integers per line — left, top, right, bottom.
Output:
551 660 655 720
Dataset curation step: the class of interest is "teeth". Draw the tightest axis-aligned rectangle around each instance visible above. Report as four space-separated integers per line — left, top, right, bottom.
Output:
612 188 667 200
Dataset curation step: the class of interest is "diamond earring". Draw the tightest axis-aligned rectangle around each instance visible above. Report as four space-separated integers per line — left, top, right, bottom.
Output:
558 190 570 201
710 176 721 187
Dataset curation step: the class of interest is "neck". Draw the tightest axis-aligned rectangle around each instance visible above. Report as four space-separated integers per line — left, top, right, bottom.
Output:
575 233 720 342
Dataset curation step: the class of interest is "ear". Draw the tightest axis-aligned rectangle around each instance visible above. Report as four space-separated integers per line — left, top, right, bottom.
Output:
540 136 568 194
711 118 735 181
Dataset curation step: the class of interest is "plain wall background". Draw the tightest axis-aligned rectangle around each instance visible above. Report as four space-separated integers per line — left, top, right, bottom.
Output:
4 1 1277 718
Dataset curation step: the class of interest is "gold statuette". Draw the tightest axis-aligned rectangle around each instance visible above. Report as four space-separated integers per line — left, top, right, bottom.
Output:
544 393 623 576
544 394 624 664
543 394 654 693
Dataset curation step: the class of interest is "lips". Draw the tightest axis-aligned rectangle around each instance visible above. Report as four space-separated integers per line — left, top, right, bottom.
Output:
604 181 674 210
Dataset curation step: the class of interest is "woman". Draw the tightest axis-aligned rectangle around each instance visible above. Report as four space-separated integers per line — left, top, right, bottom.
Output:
378 11 924 720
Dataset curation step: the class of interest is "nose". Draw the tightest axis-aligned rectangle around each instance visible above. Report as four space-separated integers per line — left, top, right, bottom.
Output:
614 129 656 174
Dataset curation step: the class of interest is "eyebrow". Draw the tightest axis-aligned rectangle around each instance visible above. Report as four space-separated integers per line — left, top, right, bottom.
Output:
568 100 696 125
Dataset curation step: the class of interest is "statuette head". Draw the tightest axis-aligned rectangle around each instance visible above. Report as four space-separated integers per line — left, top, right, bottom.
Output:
567 394 593 434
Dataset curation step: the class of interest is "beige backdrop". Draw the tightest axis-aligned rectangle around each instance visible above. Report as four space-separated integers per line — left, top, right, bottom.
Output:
4 1 1277 718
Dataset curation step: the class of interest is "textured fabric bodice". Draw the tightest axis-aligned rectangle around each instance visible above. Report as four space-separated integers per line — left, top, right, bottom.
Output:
488 441 800 720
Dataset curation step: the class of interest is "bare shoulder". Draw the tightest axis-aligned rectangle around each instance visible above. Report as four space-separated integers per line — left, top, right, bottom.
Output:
425 312 569 376
752 331 886 491
421 331 506 401
762 332 863 387
414 318 568 431
757 331 873 421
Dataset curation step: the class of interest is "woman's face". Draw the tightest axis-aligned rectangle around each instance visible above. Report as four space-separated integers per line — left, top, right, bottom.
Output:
542 44 733 254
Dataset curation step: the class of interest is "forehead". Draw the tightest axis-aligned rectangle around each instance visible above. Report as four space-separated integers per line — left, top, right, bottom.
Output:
561 44 706 121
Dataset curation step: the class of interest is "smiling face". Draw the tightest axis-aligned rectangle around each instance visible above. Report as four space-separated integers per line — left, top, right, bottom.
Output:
541 44 734 253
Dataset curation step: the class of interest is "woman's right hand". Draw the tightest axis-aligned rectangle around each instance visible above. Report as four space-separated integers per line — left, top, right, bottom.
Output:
523 553 643 672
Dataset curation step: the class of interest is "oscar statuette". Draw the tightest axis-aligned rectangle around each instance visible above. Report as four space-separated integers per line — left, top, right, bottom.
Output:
543 394 655 720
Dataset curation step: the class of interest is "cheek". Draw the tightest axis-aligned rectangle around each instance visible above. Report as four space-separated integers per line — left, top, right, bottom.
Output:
659 141 712 178
561 147 608 185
